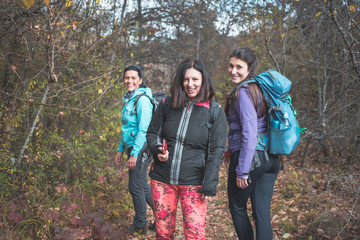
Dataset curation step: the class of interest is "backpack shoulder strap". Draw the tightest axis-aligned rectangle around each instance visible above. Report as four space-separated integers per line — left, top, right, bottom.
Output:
233 79 256 94
162 96 172 121
207 100 219 129
206 100 220 158
231 79 256 116
131 93 151 115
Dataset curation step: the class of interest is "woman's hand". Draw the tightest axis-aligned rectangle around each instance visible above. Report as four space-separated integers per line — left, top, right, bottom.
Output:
115 151 123 165
222 150 231 166
128 156 137 170
236 177 249 189
157 147 169 161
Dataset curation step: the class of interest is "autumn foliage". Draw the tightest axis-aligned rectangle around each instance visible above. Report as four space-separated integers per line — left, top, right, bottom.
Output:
1 0 359 239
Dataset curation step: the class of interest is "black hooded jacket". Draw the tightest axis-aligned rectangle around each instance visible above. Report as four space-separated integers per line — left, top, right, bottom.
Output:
146 97 227 196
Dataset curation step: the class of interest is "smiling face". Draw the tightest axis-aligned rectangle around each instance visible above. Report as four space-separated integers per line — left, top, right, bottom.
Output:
183 68 203 102
228 57 250 84
124 70 142 92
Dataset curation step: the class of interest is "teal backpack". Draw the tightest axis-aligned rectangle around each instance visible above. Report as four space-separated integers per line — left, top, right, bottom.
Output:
232 69 303 155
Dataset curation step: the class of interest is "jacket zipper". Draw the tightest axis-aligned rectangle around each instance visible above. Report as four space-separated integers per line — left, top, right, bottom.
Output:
170 103 194 184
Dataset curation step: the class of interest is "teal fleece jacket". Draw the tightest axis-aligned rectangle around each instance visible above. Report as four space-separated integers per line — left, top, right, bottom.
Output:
118 87 153 157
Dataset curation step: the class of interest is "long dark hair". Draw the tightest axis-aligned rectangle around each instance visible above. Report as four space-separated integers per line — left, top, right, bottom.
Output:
123 65 147 88
225 47 267 118
170 58 215 108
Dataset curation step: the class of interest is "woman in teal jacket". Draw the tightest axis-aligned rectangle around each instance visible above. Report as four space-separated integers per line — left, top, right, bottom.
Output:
115 65 154 235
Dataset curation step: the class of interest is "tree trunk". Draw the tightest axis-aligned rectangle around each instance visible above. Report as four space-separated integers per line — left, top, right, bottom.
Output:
16 85 49 167
348 134 360 164
196 30 201 60
302 136 312 167
320 51 330 159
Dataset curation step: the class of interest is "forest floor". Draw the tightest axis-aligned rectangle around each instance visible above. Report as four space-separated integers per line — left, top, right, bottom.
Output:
1 156 359 239
120 158 360 240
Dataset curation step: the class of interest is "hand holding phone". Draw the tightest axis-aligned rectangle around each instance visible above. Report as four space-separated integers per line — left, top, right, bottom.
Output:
162 139 168 154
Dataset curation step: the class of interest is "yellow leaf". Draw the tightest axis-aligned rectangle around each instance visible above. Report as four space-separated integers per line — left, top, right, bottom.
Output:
43 0 50 6
66 0 72 7
281 33 285 38
22 0 35 9
315 12 322 18
96 0 100 3
61 31 65 37
130 53 134 57
98 89 103 94
349 5 356 12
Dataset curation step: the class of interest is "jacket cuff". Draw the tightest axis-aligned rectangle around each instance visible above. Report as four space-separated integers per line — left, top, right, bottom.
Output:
130 150 139 158
236 173 249 179
117 145 124 152
201 190 216 197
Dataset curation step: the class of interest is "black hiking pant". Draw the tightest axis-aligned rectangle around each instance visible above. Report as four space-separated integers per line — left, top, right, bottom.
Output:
228 150 280 240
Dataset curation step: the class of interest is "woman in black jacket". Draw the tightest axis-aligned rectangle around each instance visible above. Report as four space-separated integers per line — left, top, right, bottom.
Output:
146 59 227 239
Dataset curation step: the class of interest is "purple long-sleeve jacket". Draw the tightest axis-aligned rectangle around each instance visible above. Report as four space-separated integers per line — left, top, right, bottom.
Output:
227 85 267 179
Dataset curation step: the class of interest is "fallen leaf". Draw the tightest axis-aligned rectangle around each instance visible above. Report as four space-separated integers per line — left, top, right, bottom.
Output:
283 233 291 239
317 228 325 235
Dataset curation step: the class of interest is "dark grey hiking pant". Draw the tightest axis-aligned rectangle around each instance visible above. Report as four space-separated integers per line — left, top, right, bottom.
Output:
228 150 280 240
127 146 154 228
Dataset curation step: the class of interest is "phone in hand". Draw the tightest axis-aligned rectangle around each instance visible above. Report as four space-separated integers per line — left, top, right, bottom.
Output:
162 139 168 154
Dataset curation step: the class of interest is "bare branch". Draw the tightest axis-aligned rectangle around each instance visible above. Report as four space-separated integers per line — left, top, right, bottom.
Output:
264 36 280 72
330 1 360 84
0 90 83 111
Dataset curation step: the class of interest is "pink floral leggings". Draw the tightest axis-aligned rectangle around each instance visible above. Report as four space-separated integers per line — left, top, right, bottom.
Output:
151 179 207 240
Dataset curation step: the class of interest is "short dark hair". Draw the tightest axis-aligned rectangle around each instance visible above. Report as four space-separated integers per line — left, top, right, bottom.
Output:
123 65 142 78
170 59 215 108
123 65 147 88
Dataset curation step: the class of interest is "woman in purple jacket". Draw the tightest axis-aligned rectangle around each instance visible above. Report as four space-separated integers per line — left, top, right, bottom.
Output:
223 47 280 240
